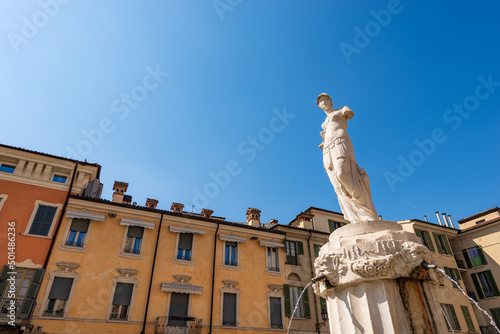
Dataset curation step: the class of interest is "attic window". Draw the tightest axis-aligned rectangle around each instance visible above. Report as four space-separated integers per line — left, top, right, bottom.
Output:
475 219 485 225
0 164 16 174
52 175 67 183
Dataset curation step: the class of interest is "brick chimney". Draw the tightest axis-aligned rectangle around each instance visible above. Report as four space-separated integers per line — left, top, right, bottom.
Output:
201 209 214 218
171 202 184 213
146 198 159 209
270 219 278 224
112 181 129 203
296 211 314 229
246 208 261 227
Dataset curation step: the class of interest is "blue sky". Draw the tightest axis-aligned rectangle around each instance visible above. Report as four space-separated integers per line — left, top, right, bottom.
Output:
1 1 499 227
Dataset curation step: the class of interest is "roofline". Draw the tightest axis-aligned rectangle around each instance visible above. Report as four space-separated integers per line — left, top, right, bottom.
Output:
306 206 344 216
0 143 101 169
457 207 500 224
270 223 331 235
398 219 458 231
69 194 286 235
458 217 500 234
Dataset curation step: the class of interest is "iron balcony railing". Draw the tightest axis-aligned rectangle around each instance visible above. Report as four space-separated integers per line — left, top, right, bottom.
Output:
0 297 36 326
155 316 202 334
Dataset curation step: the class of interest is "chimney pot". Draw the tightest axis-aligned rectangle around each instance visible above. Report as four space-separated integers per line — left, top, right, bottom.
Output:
201 209 214 218
146 198 159 209
270 219 278 224
246 208 261 227
112 181 129 203
447 215 455 229
435 211 443 226
171 202 184 213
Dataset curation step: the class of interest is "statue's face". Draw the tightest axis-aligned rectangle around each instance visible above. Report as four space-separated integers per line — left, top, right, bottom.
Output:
318 97 332 110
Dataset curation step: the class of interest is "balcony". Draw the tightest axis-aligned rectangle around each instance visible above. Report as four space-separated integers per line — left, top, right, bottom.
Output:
155 316 202 334
0 298 36 326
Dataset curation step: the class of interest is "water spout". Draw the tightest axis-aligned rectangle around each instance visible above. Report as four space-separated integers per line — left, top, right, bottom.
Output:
436 268 500 333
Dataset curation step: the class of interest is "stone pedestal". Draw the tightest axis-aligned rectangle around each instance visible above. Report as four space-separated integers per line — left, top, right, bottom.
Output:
313 220 445 334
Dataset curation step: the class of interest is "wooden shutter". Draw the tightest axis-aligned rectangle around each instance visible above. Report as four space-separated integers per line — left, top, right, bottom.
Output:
29 205 57 236
471 273 485 299
442 235 452 255
328 220 335 233
19 268 45 319
491 308 500 327
477 246 488 265
485 270 500 296
453 268 461 281
462 249 472 268
297 241 304 255
439 304 450 330
432 233 443 254
284 284 291 317
127 226 144 239
313 244 320 257
414 228 422 239
112 283 133 306
460 305 475 332
302 286 311 319
222 293 237 325
424 231 435 252
169 293 189 318
444 267 451 277
449 305 461 331
178 233 193 251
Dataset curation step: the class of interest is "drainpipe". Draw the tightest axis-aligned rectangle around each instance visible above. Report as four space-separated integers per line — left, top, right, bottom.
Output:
141 212 164 334
43 162 78 268
307 231 321 332
209 222 220 334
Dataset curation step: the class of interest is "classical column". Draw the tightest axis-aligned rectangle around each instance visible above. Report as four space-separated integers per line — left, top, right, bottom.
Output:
313 221 446 334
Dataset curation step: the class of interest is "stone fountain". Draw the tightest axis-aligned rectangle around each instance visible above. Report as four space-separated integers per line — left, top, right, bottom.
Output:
313 94 444 334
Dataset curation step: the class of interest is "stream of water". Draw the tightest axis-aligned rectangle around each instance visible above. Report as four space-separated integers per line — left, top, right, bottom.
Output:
287 281 314 334
436 268 500 333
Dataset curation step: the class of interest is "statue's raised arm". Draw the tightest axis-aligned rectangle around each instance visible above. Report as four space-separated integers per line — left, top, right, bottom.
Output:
317 93 378 224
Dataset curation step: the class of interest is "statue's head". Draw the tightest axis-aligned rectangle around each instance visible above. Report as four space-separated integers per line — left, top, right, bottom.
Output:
317 93 332 110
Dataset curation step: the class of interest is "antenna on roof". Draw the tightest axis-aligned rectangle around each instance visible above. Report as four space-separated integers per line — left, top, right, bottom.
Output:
192 205 195 213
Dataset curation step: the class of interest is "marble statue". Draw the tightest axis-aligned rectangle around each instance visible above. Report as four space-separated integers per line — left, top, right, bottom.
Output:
317 93 378 223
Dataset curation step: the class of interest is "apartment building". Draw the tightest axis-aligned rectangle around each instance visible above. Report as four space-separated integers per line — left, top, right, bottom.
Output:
0 144 100 329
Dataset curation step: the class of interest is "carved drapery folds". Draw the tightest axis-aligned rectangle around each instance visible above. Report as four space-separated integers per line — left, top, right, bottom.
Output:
313 239 433 297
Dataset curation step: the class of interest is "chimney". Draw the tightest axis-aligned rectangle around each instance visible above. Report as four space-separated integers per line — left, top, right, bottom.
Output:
447 215 455 229
112 181 129 203
442 213 450 227
171 202 184 213
435 211 443 226
146 198 159 209
296 212 314 229
201 209 214 218
424 215 428 222
270 219 278 224
246 208 261 227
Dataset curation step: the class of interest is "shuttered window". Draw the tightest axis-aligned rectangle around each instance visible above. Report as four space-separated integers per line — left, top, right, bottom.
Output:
313 244 321 257
112 283 133 306
432 233 452 255
460 305 475 332
124 226 144 255
222 293 237 326
270 297 283 328
29 205 57 236
491 308 500 327
66 219 90 247
48 277 73 300
177 233 193 261
440 303 460 331
462 246 487 268
414 228 435 252
168 293 189 326
285 241 302 265
284 285 310 319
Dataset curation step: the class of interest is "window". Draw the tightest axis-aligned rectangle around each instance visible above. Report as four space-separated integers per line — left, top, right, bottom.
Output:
168 293 190 326
0 267 44 320
414 228 435 252
110 283 134 320
462 246 488 268
471 270 500 299
460 305 476 332
28 204 58 236
269 297 283 329
440 304 460 331
443 267 461 289
328 219 343 233
475 219 485 225
267 247 279 272
44 277 73 317
65 219 90 248
222 293 237 326
314 244 321 257
432 233 452 255
177 233 193 261
124 226 144 255
0 164 15 173
491 308 500 327
285 240 303 265
225 241 238 266
52 174 67 184
284 285 310 319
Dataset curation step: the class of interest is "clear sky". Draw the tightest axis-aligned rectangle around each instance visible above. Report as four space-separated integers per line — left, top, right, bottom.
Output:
1 1 499 227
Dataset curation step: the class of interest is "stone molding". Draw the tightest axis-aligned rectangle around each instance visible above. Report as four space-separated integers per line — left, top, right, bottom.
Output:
65 209 105 221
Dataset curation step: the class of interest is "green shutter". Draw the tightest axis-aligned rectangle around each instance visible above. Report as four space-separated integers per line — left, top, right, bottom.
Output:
433 233 443 254
0 265 9 297
471 273 485 299
477 246 488 265
424 231 435 252
320 297 327 312
284 284 291 317
462 249 473 268
302 287 311 319
297 241 304 255
442 235 452 255
314 244 320 257
485 270 500 296
491 308 500 327
461 305 476 332
440 304 450 330
444 267 451 277
19 268 45 319
449 305 461 331
328 219 335 233
454 268 461 281
414 228 422 239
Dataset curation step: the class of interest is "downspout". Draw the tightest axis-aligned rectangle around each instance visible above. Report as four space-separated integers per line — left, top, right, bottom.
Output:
141 212 164 334
307 231 321 333
209 222 220 334
43 162 78 268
